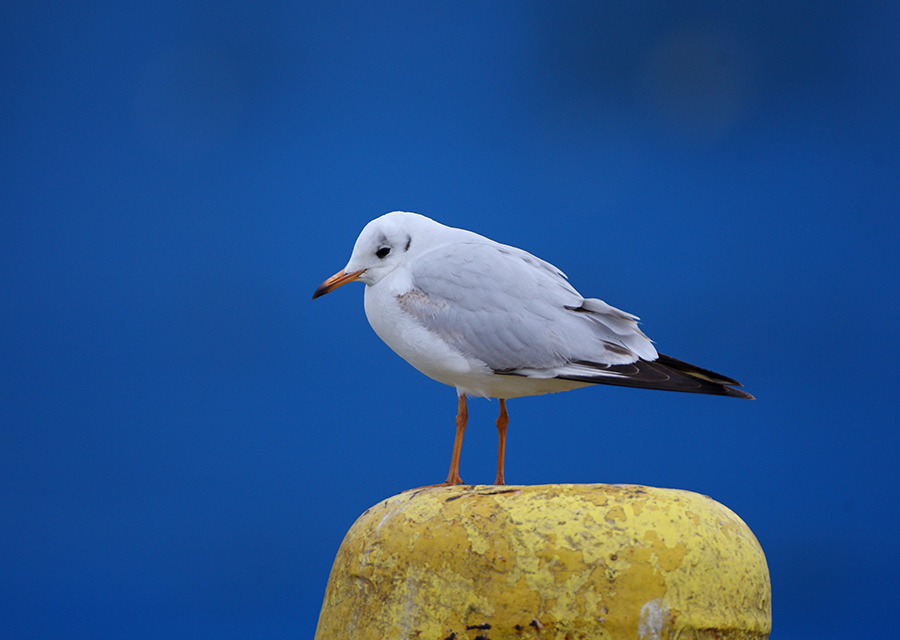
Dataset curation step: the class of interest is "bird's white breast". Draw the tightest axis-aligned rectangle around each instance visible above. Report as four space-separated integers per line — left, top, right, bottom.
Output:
363 276 482 388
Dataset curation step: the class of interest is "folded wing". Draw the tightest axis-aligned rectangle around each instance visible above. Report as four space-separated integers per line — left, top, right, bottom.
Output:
400 239 751 399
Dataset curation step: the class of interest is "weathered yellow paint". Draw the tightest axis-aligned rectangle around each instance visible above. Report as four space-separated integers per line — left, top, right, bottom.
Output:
314 484 771 640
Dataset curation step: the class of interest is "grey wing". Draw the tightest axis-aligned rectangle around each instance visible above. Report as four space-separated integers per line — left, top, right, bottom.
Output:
399 241 658 374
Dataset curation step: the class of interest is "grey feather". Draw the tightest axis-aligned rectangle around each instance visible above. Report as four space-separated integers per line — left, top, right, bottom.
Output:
398 241 657 372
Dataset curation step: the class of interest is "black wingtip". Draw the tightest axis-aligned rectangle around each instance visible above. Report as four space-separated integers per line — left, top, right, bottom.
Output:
722 386 755 400
652 353 744 387
555 353 754 399
652 353 755 399
653 353 754 398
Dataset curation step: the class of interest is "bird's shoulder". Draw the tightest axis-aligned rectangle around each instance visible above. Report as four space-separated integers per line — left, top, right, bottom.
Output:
406 238 576 305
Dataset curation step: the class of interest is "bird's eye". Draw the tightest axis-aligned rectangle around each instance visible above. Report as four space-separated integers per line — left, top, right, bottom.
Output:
376 247 391 259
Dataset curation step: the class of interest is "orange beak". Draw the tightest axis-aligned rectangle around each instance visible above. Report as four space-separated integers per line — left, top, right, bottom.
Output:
312 269 365 299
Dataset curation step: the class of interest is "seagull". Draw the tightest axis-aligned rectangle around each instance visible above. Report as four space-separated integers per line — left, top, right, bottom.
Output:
313 211 752 486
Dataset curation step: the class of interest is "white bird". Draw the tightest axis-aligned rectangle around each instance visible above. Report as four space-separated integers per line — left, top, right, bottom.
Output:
313 211 752 485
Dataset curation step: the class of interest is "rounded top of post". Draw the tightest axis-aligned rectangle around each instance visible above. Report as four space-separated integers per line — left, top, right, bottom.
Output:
315 484 771 639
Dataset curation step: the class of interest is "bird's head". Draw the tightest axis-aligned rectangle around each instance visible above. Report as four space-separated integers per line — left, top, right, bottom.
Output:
313 211 444 298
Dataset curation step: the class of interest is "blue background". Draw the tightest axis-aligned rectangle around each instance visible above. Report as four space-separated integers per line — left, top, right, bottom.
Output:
2 2 898 638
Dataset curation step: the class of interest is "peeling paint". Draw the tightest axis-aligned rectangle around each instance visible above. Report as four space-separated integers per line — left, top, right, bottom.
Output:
315 484 771 640
638 597 669 640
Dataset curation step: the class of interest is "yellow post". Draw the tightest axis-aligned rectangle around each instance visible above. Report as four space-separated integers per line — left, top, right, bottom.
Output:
315 484 771 639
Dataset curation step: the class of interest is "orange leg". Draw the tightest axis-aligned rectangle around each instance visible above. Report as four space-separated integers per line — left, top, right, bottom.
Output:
444 394 467 485
494 399 508 485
